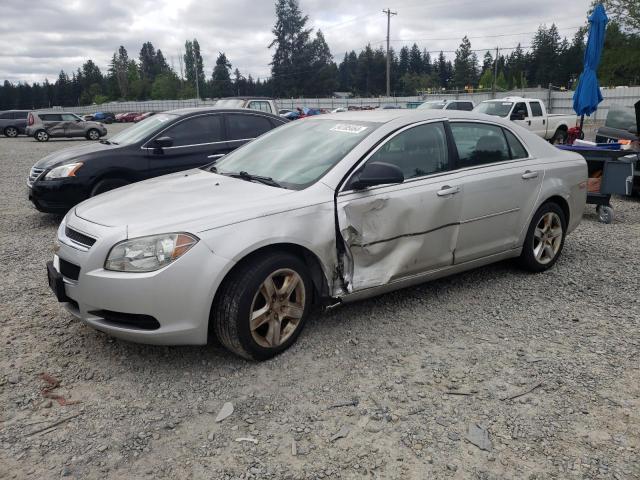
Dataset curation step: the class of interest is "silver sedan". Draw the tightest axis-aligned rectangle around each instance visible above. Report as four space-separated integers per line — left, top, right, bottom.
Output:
48 110 587 360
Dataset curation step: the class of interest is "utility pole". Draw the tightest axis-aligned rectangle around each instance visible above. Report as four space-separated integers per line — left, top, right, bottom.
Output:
492 46 499 98
383 8 397 98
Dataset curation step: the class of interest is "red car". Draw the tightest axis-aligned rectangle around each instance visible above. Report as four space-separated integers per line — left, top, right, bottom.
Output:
133 112 155 123
117 112 140 123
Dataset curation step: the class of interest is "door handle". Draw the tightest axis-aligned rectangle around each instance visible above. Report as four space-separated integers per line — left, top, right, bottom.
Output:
207 154 225 159
527 120 531 126
437 185 460 197
522 170 539 180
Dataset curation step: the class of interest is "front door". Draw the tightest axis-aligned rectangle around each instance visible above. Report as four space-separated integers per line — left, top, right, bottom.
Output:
449 122 544 263
61 114 84 137
337 121 463 292
145 113 230 178
511 101 532 131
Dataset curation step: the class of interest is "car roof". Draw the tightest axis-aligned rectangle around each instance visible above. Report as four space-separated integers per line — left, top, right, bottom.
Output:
165 107 283 119
315 109 519 126
218 96 274 101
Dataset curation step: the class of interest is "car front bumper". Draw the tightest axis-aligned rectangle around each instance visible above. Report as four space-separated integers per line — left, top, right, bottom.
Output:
28 178 90 213
48 214 233 345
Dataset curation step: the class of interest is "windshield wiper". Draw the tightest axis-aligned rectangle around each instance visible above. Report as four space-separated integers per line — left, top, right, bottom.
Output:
224 171 283 188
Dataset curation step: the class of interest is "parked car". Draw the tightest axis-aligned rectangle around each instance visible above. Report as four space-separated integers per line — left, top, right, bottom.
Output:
213 97 278 115
418 100 474 111
278 108 294 116
475 97 575 144
595 101 639 144
28 108 286 213
92 112 116 124
25 111 107 142
115 113 129 122
117 112 141 123
0 109 29 137
46 109 586 360
133 112 155 122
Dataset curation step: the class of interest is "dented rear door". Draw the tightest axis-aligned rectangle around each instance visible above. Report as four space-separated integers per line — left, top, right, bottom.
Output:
336 121 464 293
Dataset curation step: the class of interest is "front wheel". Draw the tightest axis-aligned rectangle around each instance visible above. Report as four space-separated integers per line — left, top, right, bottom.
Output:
4 126 18 138
86 129 101 140
211 252 312 360
34 130 49 142
518 202 566 272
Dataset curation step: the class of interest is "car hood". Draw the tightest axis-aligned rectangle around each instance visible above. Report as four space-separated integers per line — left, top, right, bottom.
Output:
74 169 300 236
33 142 117 169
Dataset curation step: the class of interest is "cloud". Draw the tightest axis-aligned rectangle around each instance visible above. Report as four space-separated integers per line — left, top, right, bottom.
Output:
0 0 591 84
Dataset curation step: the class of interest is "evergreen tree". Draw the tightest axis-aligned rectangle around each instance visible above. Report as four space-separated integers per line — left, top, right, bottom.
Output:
453 36 477 89
211 52 234 97
398 46 410 77
408 43 422 74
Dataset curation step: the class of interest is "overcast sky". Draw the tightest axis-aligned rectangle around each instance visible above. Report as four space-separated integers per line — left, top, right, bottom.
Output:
0 0 592 84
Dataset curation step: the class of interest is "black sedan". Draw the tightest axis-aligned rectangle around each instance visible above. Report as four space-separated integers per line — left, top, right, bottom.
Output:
28 108 287 213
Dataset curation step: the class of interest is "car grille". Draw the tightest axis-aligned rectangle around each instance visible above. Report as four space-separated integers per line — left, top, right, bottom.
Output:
59 259 80 281
65 227 97 249
28 167 45 185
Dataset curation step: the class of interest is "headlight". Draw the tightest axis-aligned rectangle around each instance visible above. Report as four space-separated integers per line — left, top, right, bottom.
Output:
104 233 198 272
44 163 83 180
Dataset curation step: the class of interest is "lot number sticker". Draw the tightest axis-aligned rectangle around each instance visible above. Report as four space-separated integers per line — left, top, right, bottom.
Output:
330 124 368 134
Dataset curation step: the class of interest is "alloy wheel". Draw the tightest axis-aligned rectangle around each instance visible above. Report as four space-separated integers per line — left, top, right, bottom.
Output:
88 130 100 140
36 131 48 141
249 268 306 348
533 212 563 264
5 127 18 137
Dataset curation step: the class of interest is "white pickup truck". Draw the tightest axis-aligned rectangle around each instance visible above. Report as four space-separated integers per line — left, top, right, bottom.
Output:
212 97 278 115
475 97 575 144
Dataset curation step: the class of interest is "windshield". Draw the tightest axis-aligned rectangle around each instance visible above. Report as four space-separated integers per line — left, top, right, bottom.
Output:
213 99 245 108
108 113 177 145
212 119 378 190
475 101 513 117
418 102 445 110
605 106 637 131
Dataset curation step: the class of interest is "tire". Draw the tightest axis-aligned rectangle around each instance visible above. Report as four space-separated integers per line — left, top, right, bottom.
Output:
4 126 18 138
34 130 49 142
518 202 567 272
86 129 101 141
551 129 568 145
90 178 130 196
211 252 313 360
596 205 614 224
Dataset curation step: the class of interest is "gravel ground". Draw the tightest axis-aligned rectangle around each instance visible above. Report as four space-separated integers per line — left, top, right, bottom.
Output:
1 125 639 480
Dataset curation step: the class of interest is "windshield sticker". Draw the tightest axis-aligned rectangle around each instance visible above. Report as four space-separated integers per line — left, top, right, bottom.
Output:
330 124 368 134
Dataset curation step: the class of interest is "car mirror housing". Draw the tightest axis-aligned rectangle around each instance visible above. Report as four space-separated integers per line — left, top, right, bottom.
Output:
153 136 174 149
350 162 404 190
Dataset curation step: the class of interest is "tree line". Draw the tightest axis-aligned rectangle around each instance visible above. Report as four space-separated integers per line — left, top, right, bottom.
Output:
0 0 638 111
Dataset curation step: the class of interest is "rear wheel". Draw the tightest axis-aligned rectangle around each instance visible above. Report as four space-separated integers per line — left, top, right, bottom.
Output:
518 202 566 272
34 130 49 142
86 129 100 140
90 178 130 196
551 129 568 145
4 126 18 138
211 252 312 360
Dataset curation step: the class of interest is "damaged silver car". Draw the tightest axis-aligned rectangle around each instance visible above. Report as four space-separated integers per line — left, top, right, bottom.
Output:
48 110 587 360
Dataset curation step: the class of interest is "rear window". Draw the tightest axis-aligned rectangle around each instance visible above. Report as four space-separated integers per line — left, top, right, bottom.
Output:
605 106 637 131
447 102 474 111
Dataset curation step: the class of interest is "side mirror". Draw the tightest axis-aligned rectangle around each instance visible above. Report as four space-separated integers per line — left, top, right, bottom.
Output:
510 111 525 121
153 136 174 149
350 162 404 190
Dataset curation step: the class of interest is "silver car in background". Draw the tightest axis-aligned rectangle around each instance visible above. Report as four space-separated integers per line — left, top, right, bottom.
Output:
48 110 587 360
26 111 107 142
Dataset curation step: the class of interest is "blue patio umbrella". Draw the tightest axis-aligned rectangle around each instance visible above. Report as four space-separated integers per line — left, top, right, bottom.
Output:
573 3 608 128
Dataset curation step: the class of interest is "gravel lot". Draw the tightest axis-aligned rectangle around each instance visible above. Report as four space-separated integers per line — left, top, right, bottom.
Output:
1 125 639 480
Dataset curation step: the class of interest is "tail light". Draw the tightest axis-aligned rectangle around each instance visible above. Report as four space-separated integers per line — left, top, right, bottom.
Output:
28 113 34 126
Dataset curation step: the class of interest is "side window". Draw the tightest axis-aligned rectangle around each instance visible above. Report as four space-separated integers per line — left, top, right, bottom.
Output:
459 102 474 111
0 112 10 119
513 102 528 118
248 101 273 113
162 115 223 147
40 114 62 121
503 129 529 159
13 111 28 119
227 114 272 141
61 114 78 121
364 122 449 180
530 102 543 117
450 122 510 167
